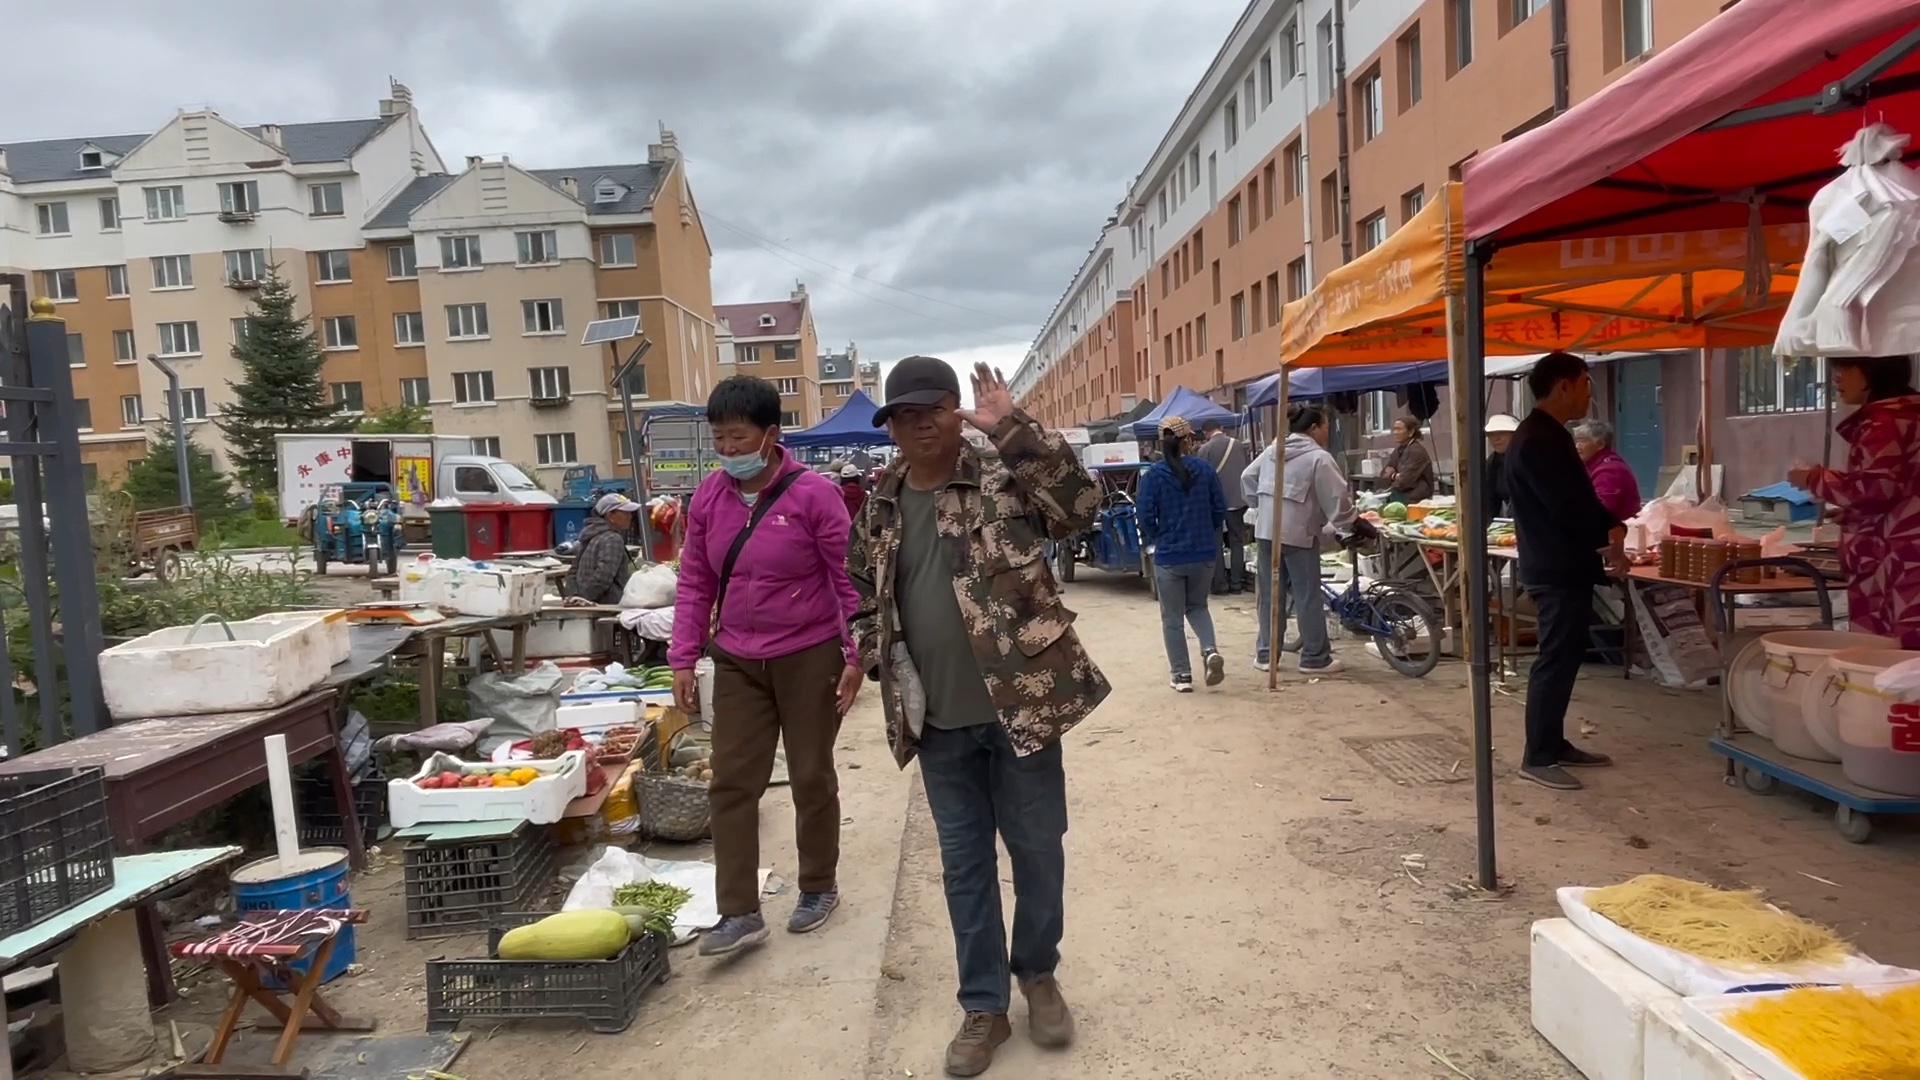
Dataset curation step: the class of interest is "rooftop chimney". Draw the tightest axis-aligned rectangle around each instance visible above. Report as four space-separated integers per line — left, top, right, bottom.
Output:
258 124 283 151
381 79 414 117
648 124 682 165
558 175 579 199
466 155 483 169
791 281 808 302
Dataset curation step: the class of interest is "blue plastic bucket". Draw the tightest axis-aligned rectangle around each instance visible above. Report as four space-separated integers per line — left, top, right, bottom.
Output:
230 850 355 986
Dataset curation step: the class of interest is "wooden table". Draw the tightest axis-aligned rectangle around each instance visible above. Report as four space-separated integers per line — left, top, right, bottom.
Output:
392 614 536 726
0 695 355 1005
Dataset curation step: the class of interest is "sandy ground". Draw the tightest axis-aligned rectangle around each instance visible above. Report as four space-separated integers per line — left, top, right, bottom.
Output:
145 566 1920 1080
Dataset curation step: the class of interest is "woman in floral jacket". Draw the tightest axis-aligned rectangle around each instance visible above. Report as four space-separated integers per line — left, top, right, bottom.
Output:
1791 355 1920 647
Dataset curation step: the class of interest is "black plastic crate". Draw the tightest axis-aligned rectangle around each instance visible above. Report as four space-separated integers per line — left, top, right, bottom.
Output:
402 820 558 940
296 771 389 848
424 912 671 1034
0 767 115 936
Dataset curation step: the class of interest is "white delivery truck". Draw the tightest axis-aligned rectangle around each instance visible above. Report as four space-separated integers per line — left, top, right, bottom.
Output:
274 434 556 523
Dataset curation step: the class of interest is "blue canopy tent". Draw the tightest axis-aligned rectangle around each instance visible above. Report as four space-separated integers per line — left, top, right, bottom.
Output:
1125 386 1244 440
783 390 894 449
1244 360 1452 407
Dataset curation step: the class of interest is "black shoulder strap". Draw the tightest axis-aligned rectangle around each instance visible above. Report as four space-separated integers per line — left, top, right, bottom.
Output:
712 469 806 631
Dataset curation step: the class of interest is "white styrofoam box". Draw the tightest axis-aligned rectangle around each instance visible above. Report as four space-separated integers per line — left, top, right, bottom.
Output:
100 616 332 719
1643 998 1763 1080
556 700 640 736
561 688 673 708
1531 918 1677 1080
1683 982 1920 1080
243 610 352 666
387 749 588 827
421 561 544 618
488 614 597 659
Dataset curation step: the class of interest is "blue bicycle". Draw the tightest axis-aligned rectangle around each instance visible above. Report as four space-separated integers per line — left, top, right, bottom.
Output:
1282 538 1443 678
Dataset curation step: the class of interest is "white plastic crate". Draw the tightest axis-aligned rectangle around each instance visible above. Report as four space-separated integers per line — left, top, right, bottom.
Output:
387 749 588 827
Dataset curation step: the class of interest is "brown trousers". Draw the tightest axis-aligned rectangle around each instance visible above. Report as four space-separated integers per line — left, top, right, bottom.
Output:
709 637 845 916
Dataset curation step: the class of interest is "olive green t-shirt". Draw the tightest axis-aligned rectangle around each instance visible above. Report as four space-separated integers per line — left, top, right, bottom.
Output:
895 484 996 730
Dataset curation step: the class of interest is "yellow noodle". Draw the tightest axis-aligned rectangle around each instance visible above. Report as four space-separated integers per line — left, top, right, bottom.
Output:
1585 874 1852 967
1726 984 1920 1079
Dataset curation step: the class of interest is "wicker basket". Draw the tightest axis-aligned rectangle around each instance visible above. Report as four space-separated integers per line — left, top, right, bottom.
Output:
635 773 711 842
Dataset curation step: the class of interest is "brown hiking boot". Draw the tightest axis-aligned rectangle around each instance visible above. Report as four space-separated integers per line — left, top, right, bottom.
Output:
944 1011 1011 1077
1020 974 1075 1048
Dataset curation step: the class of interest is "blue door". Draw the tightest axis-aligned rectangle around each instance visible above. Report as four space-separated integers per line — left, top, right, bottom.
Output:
1613 358 1663 495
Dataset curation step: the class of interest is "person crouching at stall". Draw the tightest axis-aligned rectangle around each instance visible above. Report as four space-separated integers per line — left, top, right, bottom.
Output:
669 375 865 956
1137 416 1228 692
563 493 641 606
1260 403 1360 675
1790 354 1920 647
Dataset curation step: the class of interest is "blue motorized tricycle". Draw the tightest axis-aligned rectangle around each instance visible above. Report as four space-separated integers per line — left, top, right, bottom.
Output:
1051 461 1154 595
312 481 403 577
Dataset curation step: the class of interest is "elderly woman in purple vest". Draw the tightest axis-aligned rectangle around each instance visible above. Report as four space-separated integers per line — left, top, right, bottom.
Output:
1572 419 1643 523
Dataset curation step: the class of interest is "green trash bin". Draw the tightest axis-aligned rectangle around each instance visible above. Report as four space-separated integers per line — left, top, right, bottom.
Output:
429 505 468 558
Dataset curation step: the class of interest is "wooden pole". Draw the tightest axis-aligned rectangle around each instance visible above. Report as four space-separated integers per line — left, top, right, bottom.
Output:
1268 369 1289 692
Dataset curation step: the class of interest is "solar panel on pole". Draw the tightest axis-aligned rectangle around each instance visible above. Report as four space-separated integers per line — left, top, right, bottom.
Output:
579 315 641 347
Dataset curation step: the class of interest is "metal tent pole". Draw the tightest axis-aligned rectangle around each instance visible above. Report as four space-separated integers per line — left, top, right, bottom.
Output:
1463 239 1498 891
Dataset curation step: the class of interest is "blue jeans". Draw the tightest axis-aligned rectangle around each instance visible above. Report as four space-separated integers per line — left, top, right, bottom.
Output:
916 722 1068 1015
1154 559 1218 678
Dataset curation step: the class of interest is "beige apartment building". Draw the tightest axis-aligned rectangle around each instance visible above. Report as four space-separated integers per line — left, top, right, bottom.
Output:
2 89 722 488
715 284 822 427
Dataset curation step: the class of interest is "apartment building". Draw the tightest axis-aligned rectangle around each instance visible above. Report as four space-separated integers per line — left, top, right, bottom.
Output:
1011 217 1141 426
819 342 861 412
716 284 822 427
1016 0 1814 498
0 84 439 484
856 356 881 401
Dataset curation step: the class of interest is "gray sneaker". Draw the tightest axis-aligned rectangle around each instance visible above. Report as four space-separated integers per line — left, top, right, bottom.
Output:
1520 764 1582 791
788 890 840 934
1203 651 1226 686
698 912 769 956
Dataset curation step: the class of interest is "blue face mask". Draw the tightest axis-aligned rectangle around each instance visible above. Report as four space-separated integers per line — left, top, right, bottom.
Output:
719 435 771 481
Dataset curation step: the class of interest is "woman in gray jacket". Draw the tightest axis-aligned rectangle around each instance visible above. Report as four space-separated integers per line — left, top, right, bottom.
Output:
1242 403 1358 673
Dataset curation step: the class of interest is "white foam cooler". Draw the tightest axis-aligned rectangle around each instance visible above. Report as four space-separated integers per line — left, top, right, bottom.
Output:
1642 998 1763 1080
417 560 545 618
1531 918 1674 1080
242 609 352 666
99 616 332 719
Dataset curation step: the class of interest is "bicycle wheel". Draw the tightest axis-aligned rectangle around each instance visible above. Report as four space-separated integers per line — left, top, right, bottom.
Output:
1371 588 1442 678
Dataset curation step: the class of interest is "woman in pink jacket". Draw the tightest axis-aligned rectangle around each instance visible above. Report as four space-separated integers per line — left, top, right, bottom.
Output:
1572 419 1643 523
1791 355 1920 647
670 376 863 956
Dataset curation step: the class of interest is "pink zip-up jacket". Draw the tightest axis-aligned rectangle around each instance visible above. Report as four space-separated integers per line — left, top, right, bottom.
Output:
669 447 859 670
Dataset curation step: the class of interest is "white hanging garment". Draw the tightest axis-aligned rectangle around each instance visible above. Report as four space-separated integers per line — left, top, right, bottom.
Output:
1775 123 1920 357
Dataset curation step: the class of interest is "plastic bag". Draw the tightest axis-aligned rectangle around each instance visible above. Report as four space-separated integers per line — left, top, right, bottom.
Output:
1631 495 1735 545
468 661 564 754
374 717 494 756
620 563 679 609
601 763 642 837
1875 656 1920 697
1776 124 1920 357
562 846 724 934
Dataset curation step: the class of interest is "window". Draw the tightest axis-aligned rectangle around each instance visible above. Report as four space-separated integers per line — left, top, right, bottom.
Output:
315 250 351 283
1359 212 1388 253
1320 174 1340 238
1280 19 1301 81
598 233 636 266
453 371 496 404
1157 189 1168 225
98 197 121 231
780 410 802 428
1316 16 1335 102
535 432 578 466
1399 26 1425 111
1262 162 1277 220
1512 0 1547 26
521 299 565 335
157 317 198 355
1223 99 1239 149
231 317 253 346
66 332 84 367
1363 391 1395 434
471 437 502 458
331 382 365 412
1212 259 1222 304
72 398 92 431
1448 0 1474 73
113 329 136 362
774 378 800 395
218 181 259 215
1287 258 1308 302
40 269 77 301
400 377 430 406
145 185 185 221
308 182 344 217
516 230 559 265
1250 281 1264 333
440 235 482 269
151 255 193 289
177 387 208 420
1227 196 1243 245
1735 349 1825 414
1230 293 1247 341
737 344 760 364
121 395 143 428
1244 74 1257 122
529 367 571 399
322 315 358 350
106 264 129 297
446 303 490 340
602 299 641 320
394 312 426 346
774 342 799 362
35 202 70 235
224 248 266 284
1358 68 1385 141
1260 51 1274 104
1265 271 1282 322
617 365 649 398
1284 140 1305 201
1622 0 1653 61
1403 187 1426 221
1188 148 1201 193
387 244 418 279
1195 314 1207 355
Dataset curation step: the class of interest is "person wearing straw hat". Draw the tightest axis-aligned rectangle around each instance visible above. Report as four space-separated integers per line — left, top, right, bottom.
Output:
1136 415 1229 692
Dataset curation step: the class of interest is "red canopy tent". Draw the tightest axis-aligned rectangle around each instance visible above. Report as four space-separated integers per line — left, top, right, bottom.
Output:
1448 0 1920 887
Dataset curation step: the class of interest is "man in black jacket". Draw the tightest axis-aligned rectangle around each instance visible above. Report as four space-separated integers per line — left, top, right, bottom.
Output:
1504 353 1630 791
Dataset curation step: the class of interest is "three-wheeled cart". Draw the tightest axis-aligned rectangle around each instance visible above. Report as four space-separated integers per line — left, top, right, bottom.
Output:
1052 461 1155 596
1706 556 1920 843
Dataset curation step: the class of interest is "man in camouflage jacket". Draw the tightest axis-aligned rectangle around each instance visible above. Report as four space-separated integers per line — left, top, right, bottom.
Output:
847 357 1108 1077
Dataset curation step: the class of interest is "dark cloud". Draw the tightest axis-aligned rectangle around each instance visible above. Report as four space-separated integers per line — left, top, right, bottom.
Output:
12 0 1245 365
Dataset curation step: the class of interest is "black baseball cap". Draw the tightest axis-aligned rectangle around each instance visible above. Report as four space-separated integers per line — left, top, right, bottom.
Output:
872 356 962 426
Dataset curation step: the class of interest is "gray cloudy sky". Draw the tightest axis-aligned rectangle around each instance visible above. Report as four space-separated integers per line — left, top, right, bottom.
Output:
17 0 1243 378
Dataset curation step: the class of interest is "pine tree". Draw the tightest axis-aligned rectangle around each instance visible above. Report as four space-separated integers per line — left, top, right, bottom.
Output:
121 431 238 521
216 266 351 492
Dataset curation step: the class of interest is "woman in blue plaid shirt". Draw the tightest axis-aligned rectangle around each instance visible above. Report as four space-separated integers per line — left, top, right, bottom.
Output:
1136 416 1228 692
